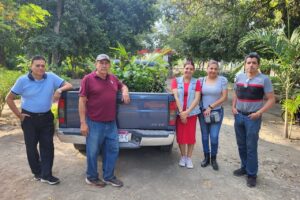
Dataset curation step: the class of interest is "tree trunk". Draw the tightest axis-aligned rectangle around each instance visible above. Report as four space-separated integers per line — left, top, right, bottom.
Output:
0 46 6 67
284 81 289 138
288 117 293 139
51 0 63 66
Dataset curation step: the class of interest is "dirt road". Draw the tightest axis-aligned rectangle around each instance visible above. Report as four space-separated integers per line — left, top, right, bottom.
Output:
0 96 299 200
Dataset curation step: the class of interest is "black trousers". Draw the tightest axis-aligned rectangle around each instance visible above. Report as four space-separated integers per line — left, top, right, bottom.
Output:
21 109 54 179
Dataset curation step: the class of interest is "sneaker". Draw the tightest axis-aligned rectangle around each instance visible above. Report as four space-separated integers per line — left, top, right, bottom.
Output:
178 156 186 167
104 177 124 187
247 176 257 188
33 174 41 181
41 176 60 185
186 157 194 169
233 168 247 177
85 178 106 188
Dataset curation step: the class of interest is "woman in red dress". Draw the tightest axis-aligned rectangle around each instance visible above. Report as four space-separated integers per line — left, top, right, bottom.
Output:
171 60 201 168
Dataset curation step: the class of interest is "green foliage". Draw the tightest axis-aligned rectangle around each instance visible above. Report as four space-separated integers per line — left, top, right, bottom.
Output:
221 72 235 83
57 57 93 79
16 3 50 29
221 62 243 83
0 1 50 68
270 76 282 95
16 55 31 72
23 0 159 68
93 0 159 51
282 94 300 138
0 69 21 116
51 103 58 126
110 43 169 92
152 0 300 61
282 95 300 118
192 70 206 78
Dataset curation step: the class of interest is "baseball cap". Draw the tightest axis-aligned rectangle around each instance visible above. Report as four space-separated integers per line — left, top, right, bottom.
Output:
96 54 110 62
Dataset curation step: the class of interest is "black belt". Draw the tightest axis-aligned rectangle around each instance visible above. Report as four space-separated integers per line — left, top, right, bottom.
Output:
237 110 256 115
22 109 52 117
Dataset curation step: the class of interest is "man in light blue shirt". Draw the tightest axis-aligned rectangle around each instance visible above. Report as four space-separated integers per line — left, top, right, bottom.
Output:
6 55 72 185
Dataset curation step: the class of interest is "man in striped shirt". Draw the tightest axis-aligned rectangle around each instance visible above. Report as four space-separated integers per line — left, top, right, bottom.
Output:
232 52 275 187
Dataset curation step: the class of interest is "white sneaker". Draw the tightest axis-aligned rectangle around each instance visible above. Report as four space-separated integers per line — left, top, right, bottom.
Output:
186 157 194 169
178 156 186 167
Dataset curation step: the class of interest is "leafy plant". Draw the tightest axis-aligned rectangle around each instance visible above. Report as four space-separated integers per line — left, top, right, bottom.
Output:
59 57 92 79
0 69 21 116
16 55 31 72
51 103 58 127
270 76 282 96
282 94 300 139
192 70 207 78
110 43 169 92
221 62 243 83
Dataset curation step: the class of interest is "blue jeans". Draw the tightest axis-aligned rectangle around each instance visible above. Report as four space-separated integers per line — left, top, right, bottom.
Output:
86 117 119 181
198 108 224 156
234 113 262 176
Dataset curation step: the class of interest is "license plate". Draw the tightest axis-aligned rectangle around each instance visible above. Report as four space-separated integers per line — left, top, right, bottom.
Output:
118 130 129 143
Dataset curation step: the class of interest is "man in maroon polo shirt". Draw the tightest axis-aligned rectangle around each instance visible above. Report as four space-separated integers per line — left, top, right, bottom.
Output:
79 54 130 188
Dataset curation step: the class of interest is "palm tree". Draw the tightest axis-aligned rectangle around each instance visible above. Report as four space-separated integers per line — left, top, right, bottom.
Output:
238 27 300 138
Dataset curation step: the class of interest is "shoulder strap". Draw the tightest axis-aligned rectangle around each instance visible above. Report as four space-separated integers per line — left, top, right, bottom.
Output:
200 76 206 86
199 76 206 109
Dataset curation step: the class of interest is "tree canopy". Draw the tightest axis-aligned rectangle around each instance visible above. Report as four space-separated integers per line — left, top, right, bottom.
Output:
152 0 300 61
1 0 159 68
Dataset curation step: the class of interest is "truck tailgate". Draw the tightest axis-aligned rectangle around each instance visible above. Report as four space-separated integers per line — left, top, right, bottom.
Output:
59 91 175 131
117 92 174 130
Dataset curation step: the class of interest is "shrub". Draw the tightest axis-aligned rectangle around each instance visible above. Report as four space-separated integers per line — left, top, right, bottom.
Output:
58 57 93 79
270 76 282 96
221 71 236 83
110 43 169 92
0 69 22 116
51 103 58 126
193 70 207 78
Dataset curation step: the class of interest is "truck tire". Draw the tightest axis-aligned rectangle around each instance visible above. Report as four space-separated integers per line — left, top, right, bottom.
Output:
74 144 86 152
159 143 173 152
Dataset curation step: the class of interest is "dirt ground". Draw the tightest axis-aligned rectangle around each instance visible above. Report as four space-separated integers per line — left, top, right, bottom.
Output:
0 93 300 200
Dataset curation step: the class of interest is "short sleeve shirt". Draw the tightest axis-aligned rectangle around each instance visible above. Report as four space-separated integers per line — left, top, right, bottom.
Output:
234 73 273 112
200 76 228 110
79 71 123 122
11 72 64 112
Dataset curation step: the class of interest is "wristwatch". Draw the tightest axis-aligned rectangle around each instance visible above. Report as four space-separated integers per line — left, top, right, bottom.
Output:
209 105 213 109
56 88 62 94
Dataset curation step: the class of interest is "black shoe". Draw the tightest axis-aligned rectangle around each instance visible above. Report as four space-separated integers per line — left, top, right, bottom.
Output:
85 178 106 188
247 176 257 188
41 176 60 185
233 168 247 176
33 174 41 181
211 155 219 171
104 177 124 187
201 153 210 167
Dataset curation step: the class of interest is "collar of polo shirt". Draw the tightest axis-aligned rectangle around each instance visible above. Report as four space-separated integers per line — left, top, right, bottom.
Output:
27 70 47 81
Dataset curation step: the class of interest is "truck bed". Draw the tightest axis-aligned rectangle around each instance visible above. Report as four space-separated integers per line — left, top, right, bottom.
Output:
57 91 176 150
